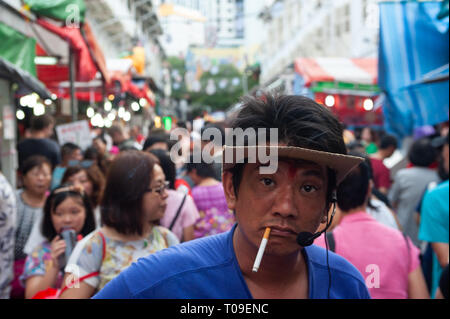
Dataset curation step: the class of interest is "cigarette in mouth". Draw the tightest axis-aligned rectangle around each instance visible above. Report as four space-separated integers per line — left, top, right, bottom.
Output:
252 227 271 273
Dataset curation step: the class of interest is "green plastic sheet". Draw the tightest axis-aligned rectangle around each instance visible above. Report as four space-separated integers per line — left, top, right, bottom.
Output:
24 0 86 24
0 22 36 77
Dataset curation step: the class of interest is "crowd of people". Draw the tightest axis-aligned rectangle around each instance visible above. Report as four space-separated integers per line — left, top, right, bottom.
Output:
0 94 448 299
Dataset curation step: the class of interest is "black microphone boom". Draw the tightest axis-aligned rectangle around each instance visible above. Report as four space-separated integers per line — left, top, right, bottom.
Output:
296 231 321 247
296 199 337 247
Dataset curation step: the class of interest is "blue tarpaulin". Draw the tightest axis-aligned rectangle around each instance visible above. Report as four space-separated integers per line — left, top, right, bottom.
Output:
378 1 449 140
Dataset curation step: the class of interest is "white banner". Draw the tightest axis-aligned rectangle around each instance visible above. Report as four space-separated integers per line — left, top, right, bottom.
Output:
56 120 92 150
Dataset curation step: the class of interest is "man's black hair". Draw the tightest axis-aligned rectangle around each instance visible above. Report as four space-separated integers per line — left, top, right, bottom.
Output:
201 123 225 146
30 114 54 131
379 134 398 150
61 142 81 159
143 135 169 151
84 146 99 161
93 134 107 145
336 157 371 212
226 94 347 205
408 138 437 167
185 155 217 180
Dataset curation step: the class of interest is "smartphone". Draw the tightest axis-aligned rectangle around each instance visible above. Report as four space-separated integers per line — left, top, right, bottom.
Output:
58 228 77 271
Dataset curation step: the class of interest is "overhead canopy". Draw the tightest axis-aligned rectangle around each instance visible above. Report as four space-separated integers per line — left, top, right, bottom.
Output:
24 0 86 23
0 0 70 64
294 57 378 87
378 1 449 139
0 57 51 99
0 22 37 77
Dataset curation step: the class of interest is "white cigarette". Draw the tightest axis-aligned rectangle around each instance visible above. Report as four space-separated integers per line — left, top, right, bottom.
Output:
252 227 271 272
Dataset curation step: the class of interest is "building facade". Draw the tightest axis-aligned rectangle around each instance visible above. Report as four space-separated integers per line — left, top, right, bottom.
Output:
85 0 166 86
259 0 379 86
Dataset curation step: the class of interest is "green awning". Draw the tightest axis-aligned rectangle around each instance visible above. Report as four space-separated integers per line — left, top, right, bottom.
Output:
311 81 380 95
0 22 36 77
24 0 86 23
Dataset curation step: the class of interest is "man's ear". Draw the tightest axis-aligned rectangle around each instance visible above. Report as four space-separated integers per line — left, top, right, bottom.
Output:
320 207 329 224
321 191 337 224
222 171 237 211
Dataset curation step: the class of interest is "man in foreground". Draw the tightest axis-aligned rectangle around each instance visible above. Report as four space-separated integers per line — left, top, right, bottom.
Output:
92 94 369 299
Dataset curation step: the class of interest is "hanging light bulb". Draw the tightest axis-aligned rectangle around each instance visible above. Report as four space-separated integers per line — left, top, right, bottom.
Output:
325 95 335 107
16 110 25 120
107 112 116 121
363 98 374 111
139 98 147 107
118 107 125 118
86 107 95 118
104 101 112 111
33 103 45 116
123 111 131 122
131 102 140 112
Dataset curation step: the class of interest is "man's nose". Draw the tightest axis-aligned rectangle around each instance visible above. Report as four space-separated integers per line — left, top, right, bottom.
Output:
271 184 298 218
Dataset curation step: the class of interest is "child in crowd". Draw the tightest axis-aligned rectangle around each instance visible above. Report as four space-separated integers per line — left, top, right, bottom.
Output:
21 184 96 299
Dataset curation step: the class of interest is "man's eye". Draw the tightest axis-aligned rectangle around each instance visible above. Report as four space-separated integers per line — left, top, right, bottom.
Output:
260 178 274 186
302 185 318 193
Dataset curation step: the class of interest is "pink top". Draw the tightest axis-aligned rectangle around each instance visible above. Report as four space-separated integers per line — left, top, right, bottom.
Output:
159 189 200 241
315 212 420 299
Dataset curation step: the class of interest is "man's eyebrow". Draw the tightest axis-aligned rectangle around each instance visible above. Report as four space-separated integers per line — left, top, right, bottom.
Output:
300 169 325 178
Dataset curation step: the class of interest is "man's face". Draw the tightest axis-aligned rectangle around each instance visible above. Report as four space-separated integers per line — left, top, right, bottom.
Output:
223 159 329 256
68 149 83 162
45 124 54 138
384 146 396 159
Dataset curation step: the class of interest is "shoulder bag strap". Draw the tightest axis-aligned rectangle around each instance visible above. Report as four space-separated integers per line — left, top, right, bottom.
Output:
169 194 187 231
326 232 336 253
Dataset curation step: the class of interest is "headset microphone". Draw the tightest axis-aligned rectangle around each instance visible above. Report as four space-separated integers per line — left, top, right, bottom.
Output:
296 191 337 247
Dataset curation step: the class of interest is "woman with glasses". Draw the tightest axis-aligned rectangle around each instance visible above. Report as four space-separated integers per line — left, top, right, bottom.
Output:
12 156 52 298
59 151 179 298
149 149 200 243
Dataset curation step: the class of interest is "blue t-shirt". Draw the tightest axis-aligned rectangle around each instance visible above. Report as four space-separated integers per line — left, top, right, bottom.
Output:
93 224 370 299
419 180 449 297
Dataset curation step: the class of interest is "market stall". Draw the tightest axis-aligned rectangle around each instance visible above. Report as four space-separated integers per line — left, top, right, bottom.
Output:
294 57 383 128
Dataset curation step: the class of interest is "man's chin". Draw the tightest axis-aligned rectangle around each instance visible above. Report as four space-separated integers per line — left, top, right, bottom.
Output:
262 241 302 257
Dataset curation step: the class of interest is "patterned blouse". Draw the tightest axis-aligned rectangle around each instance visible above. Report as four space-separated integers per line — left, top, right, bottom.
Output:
0 173 17 298
20 240 64 289
65 226 179 291
191 184 235 239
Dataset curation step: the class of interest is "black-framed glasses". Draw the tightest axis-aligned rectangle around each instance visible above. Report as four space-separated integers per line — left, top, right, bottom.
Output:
146 181 170 196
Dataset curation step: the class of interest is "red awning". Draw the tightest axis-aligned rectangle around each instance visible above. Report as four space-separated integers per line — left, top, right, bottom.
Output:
295 57 378 87
36 18 99 82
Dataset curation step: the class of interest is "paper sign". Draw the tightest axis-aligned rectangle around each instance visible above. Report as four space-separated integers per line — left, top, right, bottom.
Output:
3 105 15 140
56 120 92 150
